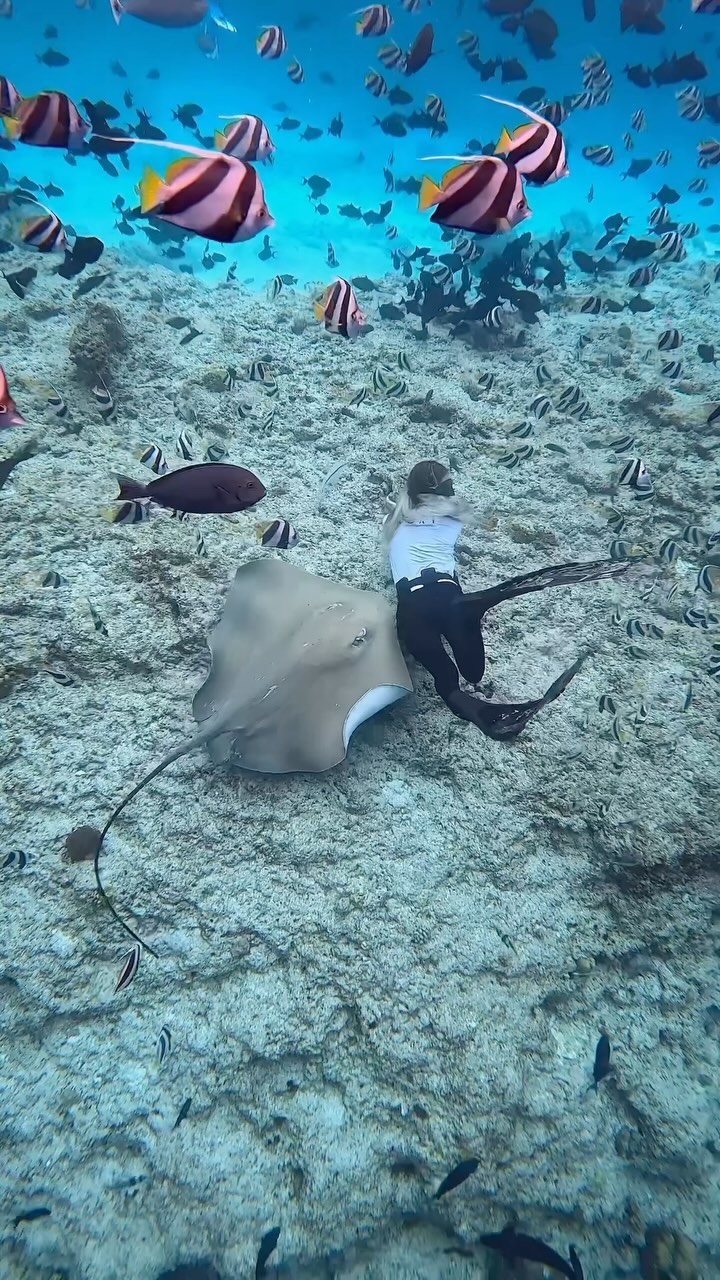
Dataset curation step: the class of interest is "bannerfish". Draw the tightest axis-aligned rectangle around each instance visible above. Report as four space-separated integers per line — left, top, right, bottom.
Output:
419 156 530 234
115 462 266 515
214 115 274 162
356 4 392 36
3 91 90 149
256 520 298 549
138 154 273 243
0 75 21 116
487 93 568 185
19 203 67 252
314 276 366 338
108 0 208 26
256 25 286 57
0 365 24 426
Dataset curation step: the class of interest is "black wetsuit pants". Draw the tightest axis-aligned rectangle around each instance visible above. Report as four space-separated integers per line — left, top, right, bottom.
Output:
395 558 631 739
396 578 484 700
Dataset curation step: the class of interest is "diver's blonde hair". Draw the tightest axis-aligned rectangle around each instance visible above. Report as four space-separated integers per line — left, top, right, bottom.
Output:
382 468 477 544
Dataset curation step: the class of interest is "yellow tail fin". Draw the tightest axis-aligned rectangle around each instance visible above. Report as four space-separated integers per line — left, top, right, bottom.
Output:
138 166 164 213
495 126 513 153
418 175 442 211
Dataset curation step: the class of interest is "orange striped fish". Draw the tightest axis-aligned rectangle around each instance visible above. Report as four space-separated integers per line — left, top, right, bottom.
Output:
419 155 530 235
215 114 274 162
138 152 274 242
3 91 89 149
0 365 25 427
486 94 569 186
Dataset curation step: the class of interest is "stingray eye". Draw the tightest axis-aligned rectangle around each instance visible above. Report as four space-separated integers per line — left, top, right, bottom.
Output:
352 628 367 646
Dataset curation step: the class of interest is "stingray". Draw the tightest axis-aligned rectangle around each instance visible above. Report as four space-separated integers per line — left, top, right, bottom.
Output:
93 560 412 953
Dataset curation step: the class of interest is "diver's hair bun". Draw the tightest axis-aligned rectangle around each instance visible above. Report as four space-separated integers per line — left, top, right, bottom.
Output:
406 459 453 503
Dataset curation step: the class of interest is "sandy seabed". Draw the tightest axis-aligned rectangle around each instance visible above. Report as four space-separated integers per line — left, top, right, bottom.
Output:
1 242 719 1280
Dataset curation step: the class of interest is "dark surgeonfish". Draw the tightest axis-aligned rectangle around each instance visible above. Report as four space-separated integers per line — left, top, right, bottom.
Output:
480 1226 584 1280
115 462 266 515
109 0 208 27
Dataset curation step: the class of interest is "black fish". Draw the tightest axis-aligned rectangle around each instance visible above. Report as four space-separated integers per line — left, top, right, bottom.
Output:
572 251 599 275
4 267 37 298
628 293 654 313
56 235 105 279
256 1226 281 1278
13 1206 51 1228
625 63 652 88
652 184 679 205
698 343 716 363
338 203 363 218
173 101 203 128
351 274 378 292
591 1032 613 1089
132 108 166 142
434 1157 479 1199
300 125 322 141
362 200 392 225
405 22 434 74
328 112 343 137
395 175 422 194
173 1097 192 1129
73 272 111 297
0 439 36 494
278 116 300 130
116 462 266 516
374 112 407 137
582 0 595 17
388 84 413 105
379 302 405 320
652 52 707 87
623 158 652 179
37 47 69 66
480 1227 583 1280
501 57 527 81
617 236 657 262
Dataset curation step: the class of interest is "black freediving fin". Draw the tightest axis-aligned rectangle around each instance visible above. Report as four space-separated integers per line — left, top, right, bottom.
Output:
457 557 631 619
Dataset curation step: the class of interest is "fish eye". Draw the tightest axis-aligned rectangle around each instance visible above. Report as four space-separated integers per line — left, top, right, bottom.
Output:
352 628 367 646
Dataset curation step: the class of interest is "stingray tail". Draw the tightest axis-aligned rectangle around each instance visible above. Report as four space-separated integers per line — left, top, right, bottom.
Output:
93 722 226 956
457 557 631 621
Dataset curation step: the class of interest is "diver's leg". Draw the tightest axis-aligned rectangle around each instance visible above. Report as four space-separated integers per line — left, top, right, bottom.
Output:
459 557 630 620
442 596 486 684
397 593 463 704
446 652 588 740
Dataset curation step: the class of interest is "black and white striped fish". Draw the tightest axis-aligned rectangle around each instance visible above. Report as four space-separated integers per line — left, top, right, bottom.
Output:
255 518 298 549
256 25 286 58
92 376 116 421
114 944 141 994
214 114 274 163
314 277 366 339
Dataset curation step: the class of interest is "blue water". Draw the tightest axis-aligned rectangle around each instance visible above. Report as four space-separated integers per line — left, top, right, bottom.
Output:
3 0 720 285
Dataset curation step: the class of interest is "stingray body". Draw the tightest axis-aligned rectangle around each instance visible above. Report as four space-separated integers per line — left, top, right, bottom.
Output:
94 560 411 951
